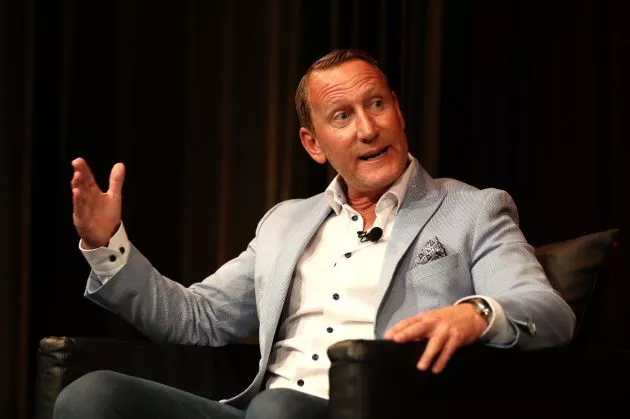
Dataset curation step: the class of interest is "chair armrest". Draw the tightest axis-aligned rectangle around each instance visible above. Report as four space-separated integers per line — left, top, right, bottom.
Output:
327 339 630 419
35 336 260 419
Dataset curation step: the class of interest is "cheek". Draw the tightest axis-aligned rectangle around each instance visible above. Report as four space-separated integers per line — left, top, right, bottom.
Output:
322 131 353 153
325 144 356 173
381 111 403 128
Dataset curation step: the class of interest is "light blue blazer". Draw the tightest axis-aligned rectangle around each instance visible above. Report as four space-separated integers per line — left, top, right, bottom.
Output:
85 164 575 406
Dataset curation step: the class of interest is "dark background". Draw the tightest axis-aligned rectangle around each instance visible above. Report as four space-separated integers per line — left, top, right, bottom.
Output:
1 0 628 417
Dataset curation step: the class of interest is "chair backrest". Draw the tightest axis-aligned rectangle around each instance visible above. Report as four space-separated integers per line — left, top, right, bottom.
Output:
534 228 620 344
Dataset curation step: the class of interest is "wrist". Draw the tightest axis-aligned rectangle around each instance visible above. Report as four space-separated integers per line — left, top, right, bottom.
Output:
80 239 107 250
460 298 491 330
80 223 120 250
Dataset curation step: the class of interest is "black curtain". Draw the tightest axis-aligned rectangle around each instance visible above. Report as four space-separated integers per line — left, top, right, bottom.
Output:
439 0 629 346
2 1 437 417
440 0 627 244
1 0 34 417
26 0 434 337
1 0 628 417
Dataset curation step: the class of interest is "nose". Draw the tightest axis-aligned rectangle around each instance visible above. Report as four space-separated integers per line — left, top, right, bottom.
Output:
356 110 379 143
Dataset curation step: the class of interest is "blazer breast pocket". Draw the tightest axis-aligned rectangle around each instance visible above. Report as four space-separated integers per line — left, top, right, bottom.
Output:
406 253 459 283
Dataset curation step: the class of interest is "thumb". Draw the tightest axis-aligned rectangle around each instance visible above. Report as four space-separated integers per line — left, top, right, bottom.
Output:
108 162 125 196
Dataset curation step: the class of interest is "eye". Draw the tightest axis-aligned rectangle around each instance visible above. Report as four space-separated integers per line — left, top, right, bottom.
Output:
371 99 384 109
334 111 349 121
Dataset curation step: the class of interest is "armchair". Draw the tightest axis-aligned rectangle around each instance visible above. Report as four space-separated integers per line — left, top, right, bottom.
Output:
35 228 621 419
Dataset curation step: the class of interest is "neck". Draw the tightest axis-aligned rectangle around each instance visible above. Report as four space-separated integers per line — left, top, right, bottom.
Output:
347 187 388 230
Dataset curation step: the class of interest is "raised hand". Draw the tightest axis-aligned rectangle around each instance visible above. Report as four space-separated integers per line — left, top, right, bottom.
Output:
70 158 125 249
384 303 488 374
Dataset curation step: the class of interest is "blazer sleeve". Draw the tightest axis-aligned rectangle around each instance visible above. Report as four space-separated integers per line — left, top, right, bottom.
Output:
470 189 576 349
83 204 282 347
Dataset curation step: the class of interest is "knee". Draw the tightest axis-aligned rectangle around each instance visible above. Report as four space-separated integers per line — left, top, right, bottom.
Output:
53 370 127 418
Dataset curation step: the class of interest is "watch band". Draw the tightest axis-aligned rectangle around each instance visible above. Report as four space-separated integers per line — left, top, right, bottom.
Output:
463 297 492 321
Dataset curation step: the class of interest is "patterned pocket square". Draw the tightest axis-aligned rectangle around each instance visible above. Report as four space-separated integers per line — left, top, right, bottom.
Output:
414 237 447 267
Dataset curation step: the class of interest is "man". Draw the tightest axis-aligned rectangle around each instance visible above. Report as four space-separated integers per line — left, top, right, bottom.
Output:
55 50 575 419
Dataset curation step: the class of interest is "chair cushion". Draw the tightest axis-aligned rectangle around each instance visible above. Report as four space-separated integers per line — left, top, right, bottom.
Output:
534 228 620 338
327 339 630 419
34 337 260 419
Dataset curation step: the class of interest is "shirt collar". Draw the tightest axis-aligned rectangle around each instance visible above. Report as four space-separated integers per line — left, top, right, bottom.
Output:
324 154 418 216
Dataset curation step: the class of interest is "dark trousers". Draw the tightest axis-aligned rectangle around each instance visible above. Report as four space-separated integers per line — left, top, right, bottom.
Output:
53 370 328 419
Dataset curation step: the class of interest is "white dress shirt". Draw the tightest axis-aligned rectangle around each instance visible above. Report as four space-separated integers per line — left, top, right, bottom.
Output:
80 155 514 400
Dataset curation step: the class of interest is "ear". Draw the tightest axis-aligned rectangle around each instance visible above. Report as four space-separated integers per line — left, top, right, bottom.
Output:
299 127 327 164
391 91 406 130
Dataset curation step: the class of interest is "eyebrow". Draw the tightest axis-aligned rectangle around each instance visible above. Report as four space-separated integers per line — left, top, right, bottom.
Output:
362 85 381 96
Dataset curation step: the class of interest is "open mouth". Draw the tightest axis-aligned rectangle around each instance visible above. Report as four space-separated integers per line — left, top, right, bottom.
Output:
359 146 389 161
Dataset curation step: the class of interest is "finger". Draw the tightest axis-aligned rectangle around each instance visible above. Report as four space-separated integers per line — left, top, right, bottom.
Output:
71 171 98 210
417 324 449 371
108 162 125 196
70 171 81 190
71 157 98 189
384 315 422 339
431 335 460 374
72 187 86 219
71 170 89 192
391 318 431 343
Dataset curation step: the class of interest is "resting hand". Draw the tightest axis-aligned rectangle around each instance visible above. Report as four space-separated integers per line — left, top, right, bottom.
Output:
71 157 125 249
384 304 488 374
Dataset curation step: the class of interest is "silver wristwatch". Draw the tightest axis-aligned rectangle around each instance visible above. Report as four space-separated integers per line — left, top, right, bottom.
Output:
463 298 492 321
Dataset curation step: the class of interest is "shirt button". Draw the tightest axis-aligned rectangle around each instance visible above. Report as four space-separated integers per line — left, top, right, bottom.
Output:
351 214 358 221
312 354 319 361
119 247 125 254
327 327 334 333
109 255 117 262
333 293 340 300
297 379 304 386
344 252 352 258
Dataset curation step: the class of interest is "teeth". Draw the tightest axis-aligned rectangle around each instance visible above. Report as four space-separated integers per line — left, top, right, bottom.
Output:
363 148 386 160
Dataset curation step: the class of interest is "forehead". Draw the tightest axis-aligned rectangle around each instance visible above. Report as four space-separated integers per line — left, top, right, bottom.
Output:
307 59 388 108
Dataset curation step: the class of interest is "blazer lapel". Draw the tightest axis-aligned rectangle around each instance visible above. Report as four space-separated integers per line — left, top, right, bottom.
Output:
376 165 446 306
259 197 332 360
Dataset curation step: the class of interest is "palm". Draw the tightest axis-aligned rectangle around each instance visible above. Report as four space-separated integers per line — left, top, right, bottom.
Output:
71 158 125 248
